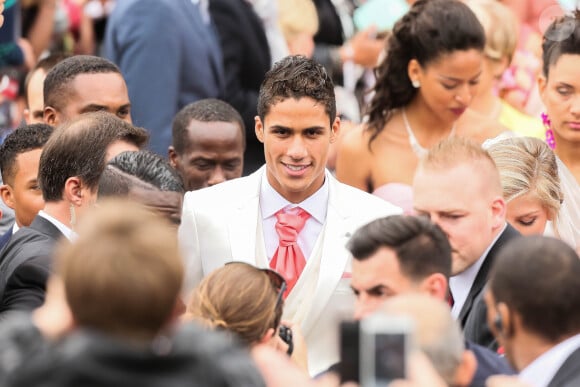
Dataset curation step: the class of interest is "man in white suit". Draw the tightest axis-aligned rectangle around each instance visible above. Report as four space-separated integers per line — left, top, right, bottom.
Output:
179 56 401 375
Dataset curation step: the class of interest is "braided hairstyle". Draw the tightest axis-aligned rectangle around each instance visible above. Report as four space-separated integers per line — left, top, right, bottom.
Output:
365 0 485 147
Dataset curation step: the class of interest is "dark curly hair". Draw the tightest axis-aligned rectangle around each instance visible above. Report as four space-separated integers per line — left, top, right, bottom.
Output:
366 0 485 147
542 9 580 78
257 55 335 125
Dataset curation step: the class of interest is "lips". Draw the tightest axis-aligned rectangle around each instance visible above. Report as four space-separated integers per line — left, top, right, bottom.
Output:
568 122 580 130
282 162 310 176
450 107 466 116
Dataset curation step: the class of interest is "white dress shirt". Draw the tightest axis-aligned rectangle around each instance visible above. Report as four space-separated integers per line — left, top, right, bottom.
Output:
11 223 19 234
450 223 507 318
260 172 329 261
38 210 77 241
519 333 580 387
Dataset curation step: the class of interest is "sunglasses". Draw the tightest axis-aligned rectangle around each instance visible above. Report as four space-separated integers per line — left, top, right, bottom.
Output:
224 262 287 308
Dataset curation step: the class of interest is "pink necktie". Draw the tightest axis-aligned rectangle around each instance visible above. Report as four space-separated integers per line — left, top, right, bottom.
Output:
270 208 311 298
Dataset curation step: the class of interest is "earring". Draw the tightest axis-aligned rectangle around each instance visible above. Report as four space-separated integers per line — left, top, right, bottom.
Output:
69 204 77 229
411 80 420 88
542 112 556 150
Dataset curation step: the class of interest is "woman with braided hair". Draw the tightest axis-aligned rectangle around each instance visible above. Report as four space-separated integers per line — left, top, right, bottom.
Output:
335 0 504 213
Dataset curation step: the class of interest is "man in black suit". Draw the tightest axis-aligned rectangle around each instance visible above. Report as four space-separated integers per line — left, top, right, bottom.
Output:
485 236 580 387
0 124 54 252
348 215 513 386
0 112 140 314
412 138 520 350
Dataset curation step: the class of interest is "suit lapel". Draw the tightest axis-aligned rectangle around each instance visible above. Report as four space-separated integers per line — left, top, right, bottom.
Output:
227 168 263 265
30 216 65 242
459 224 520 324
301 175 352 334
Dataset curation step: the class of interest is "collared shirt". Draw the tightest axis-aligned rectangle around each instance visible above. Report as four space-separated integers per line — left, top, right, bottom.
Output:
260 171 329 261
191 0 210 25
450 223 507 318
11 223 19 234
38 210 77 241
519 333 580 387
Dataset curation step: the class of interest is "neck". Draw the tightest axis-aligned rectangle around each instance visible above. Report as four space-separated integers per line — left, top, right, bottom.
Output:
43 201 74 229
555 135 580 167
405 99 456 145
512 331 573 372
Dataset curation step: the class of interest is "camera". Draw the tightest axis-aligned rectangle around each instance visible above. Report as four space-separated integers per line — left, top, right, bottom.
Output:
339 315 414 386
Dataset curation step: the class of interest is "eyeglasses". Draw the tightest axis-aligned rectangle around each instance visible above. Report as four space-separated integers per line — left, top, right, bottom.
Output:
224 262 287 309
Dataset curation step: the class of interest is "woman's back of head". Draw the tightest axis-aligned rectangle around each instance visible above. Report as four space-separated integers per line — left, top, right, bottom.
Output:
187 263 283 346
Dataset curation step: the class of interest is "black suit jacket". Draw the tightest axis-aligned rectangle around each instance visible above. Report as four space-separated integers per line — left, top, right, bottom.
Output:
0 216 63 315
209 0 271 174
548 346 580 387
461 224 521 350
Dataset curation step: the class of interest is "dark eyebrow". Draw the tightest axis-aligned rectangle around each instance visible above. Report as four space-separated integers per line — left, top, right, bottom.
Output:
80 103 131 113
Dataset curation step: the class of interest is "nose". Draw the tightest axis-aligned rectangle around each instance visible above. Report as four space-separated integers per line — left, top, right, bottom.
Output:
455 83 474 105
287 135 308 160
353 294 372 321
207 166 226 187
571 94 580 117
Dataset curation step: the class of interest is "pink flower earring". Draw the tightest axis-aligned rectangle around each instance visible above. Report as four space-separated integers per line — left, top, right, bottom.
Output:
542 112 556 150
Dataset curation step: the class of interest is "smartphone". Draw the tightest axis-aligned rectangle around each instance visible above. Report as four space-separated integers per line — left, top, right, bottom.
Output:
338 320 360 384
359 314 414 387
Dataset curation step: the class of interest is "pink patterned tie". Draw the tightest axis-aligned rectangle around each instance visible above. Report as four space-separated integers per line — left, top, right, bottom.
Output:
270 208 311 298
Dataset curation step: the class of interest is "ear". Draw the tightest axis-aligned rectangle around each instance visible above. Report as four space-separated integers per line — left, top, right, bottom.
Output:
495 302 513 338
23 108 31 124
64 176 83 206
491 196 507 229
330 116 340 143
43 106 58 126
454 349 477 387
407 58 422 86
259 327 276 345
167 146 178 169
420 273 448 301
0 184 15 209
255 116 265 143
537 74 547 103
494 57 510 78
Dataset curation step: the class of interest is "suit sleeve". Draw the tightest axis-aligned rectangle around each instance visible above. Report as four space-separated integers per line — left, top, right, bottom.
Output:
104 0 181 155
0 255 50 314
179 192 203 301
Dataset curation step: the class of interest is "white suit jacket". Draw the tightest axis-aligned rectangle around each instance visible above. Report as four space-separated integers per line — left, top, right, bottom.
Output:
179 167 402 374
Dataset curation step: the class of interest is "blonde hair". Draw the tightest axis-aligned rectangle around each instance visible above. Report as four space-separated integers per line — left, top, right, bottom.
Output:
187 262 283 346
55 199 183 343
420 137 502 195
278 0 319 39
487 137 562 220
466 0 518 62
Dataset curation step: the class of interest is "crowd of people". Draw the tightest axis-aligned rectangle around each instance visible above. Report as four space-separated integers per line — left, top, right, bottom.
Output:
0 0 579 386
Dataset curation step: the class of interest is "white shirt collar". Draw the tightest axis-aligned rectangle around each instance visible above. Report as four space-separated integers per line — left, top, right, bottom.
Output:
259 170 329 224
38 210 77 241
450 223 507 318
11 223 19 234
519 333 580 387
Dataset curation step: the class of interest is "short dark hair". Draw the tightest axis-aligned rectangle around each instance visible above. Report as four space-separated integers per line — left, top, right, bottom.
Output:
39 112 129 202
257 55 336 125
113 122 149 150
0 123 54 185
489 236 580 342
542 10 580 77
347 215 452 281
108 151 185 193
24 52 71 106
43 55 121 111
172 98 245 153
366 0 485 146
